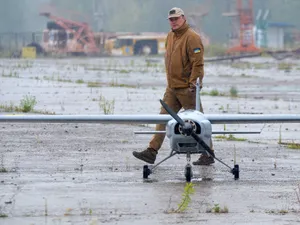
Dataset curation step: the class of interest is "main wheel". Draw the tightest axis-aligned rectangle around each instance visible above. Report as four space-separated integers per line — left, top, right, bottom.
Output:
185 166 192 182
143 165 151 179
232 164 239 180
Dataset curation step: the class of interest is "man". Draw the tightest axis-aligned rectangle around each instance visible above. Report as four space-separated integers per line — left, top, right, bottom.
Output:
132 7 214 166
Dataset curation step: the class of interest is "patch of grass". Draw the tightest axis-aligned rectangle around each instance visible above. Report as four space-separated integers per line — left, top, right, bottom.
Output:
76 79 84 84
0 167 8 173
207 204 229 213
287 143 300 150
119 69 131 73
230 86 238 97
227 134 247 141
280 142 300 150
87 82 102 87
0 213 8 217
266 209 289 215
99 97 115 114
0 102 16 112
109 79 137 88
0 101 54 114
57 77 72 83
278 125 282 144
2 71 19 78
278 62 293 71
215 135 227 140
209 89 219 96
215 134 247 141
200 91 209 95
19 95 37 112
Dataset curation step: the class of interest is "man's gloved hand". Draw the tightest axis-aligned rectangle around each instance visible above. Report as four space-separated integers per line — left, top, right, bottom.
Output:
189 83 196 92
189 82 203 92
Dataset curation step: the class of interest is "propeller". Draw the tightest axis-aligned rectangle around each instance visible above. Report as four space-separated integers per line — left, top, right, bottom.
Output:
159 99 215 158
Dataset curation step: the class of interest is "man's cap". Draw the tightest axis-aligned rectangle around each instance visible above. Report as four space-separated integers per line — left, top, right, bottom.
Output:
168 7 184 19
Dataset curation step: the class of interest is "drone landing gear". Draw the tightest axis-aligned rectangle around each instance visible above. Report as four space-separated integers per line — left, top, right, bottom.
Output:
231 164 239 180
185 152 193 182
142 150 239 181
143 165 151 179
142 151 194 182
185 165 192 182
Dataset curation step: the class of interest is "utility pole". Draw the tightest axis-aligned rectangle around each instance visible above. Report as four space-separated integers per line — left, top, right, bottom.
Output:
222 0 239 48
93 0 104 32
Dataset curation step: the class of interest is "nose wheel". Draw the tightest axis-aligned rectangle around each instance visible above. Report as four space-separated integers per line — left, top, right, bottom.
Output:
185 165 193 182
143 165 151 179
231 164 239 180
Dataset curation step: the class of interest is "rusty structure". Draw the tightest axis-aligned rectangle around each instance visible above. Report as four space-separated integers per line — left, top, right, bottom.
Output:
39 4 100 56
225 0 260 54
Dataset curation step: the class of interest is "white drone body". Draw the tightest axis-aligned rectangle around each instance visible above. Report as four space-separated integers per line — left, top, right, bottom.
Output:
166 110 212 154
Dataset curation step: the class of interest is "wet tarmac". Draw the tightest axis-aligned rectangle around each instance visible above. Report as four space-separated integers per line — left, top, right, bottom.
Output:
0 56 300 224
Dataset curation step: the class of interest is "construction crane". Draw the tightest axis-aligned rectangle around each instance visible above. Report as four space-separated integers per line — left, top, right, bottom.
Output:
226 0 260 54
40 10 100 56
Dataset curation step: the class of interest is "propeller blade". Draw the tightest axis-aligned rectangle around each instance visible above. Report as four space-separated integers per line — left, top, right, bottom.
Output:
159 99 185 126
191 132 215 158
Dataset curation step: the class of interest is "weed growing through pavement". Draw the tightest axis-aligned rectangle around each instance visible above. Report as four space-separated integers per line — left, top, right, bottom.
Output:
166 182 195 213
0 154 7 173
230 86 238 97
20 95 37 112
278 125 282 144
209 89 219 96
99 96 115 114
206 203 229 213
215 134 247 141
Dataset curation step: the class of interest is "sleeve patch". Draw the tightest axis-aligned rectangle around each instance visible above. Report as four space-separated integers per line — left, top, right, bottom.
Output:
193 48 201 53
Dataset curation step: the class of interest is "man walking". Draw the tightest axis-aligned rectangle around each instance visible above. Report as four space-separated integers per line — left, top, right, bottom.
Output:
133 7 214 166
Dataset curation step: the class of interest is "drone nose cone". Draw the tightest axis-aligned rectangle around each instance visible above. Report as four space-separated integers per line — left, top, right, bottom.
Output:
182 122 193 136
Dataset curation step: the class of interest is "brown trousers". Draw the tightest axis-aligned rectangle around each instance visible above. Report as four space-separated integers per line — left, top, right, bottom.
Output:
149 87 213 151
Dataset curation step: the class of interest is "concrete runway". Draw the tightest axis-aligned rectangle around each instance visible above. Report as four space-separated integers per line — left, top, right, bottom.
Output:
0 57 300 224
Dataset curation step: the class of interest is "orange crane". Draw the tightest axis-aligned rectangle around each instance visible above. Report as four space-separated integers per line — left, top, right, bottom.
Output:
227 0 260 54
40 11 100 55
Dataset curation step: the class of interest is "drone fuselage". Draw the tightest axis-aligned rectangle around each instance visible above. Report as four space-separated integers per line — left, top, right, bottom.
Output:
166 110 212 154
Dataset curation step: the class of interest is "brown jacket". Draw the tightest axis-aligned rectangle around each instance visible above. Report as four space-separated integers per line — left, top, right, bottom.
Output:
165 22 204 88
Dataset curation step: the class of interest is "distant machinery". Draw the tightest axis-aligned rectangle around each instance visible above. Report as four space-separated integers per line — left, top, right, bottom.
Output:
224 0 261 54
39 4 100 56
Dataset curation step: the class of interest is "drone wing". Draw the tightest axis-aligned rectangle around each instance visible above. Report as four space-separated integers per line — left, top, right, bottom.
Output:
205 114 300 124
1 114 300 124
0 114 172 124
